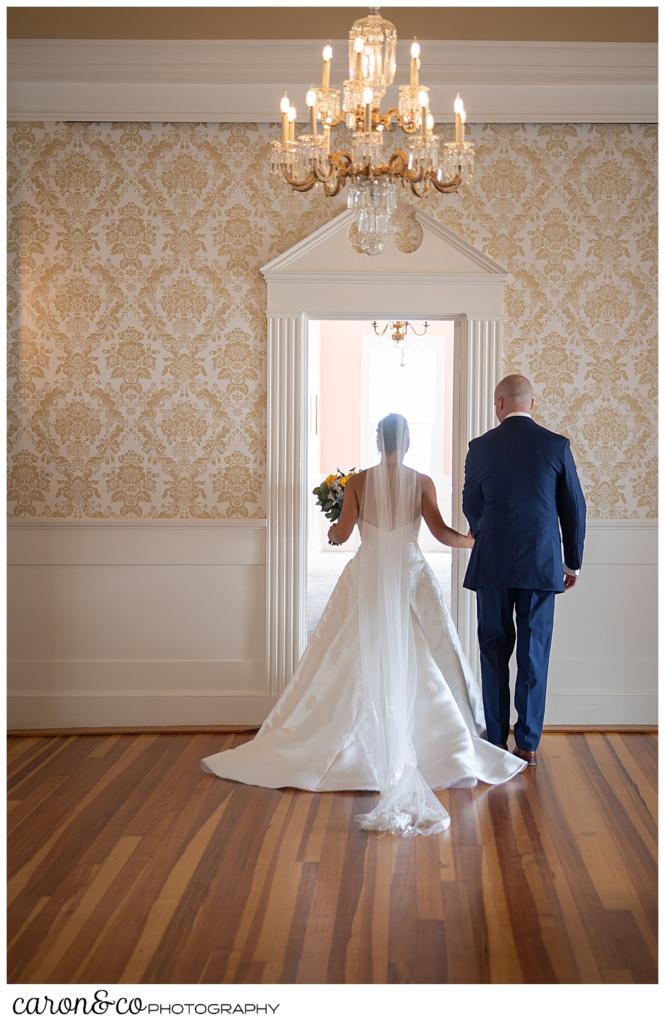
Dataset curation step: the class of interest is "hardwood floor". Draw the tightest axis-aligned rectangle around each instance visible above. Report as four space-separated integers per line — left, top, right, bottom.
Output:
7 732 657 984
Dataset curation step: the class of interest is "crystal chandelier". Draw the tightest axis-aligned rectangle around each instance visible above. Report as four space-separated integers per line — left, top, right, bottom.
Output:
271 6 475 256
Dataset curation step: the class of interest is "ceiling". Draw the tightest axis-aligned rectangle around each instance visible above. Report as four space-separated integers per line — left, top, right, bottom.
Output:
7 6 658 43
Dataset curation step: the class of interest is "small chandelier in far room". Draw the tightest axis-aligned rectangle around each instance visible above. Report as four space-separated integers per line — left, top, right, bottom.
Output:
271 6 475 256
372 319 429 366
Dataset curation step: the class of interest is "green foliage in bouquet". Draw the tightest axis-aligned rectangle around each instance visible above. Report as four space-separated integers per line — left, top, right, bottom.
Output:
312 468 357 522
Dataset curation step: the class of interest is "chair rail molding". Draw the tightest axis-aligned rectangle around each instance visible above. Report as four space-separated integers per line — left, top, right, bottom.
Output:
7 39 656 123
262 208 507 695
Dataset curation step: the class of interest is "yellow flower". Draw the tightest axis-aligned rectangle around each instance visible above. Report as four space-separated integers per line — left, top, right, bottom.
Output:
324 473 335 487
340 475 349 486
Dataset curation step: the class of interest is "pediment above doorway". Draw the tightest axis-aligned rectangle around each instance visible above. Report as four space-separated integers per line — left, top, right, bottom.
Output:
260 208 508 319
261 207 508 279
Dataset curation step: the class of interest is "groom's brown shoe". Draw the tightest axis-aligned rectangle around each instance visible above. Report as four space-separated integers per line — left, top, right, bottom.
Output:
513 745 537 765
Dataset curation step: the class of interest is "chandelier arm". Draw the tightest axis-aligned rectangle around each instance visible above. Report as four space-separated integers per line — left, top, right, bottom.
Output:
331 151 353 173
312 163 339 185
387 150 408 175
403 167 426 184
387 154 425 184
321 174 344 197
430 172 462 194
373 322 390 337
283 169 318 192
377 109 419 134
409 180 431 198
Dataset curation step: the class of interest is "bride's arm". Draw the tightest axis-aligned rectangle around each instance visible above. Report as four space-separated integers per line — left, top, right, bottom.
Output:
328 474 360 545
421 475 474 549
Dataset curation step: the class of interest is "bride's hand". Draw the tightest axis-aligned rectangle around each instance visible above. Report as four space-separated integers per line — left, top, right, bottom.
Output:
464 530 475 549
328 524 339 546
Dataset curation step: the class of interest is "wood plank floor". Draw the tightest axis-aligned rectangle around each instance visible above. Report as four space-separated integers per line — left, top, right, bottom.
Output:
7 732 657 984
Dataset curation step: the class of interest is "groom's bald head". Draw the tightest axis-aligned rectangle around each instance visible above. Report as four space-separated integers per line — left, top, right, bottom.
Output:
494 374 534 421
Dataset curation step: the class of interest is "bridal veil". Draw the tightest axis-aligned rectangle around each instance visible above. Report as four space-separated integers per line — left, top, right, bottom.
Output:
354 414 450 836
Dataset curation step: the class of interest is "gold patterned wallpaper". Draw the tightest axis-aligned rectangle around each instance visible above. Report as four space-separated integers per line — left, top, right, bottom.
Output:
7 121 657 519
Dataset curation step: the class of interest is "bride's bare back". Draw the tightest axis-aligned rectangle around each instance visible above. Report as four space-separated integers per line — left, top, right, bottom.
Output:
331 463 473 549
358 464 422 530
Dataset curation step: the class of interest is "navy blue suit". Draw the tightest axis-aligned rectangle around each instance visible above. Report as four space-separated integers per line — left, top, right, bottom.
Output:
463 414 586 751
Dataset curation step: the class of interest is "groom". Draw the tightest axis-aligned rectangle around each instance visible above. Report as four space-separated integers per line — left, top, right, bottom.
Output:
462 374 586 764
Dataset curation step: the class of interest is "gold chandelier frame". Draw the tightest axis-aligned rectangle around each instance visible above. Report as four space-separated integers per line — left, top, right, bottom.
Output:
282 146 461 198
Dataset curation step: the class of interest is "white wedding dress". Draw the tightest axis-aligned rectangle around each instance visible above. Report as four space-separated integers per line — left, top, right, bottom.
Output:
201 443 527 837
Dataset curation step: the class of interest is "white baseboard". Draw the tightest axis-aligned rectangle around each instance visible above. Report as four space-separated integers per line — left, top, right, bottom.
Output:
544 693 657 726
7 691 273 730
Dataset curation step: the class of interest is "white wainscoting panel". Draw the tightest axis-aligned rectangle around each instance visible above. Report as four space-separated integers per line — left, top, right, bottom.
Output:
519 519 657 725
7 517 657 729
7 519 269 729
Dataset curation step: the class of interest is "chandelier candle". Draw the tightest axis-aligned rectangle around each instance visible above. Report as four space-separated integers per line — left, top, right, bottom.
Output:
363 87 373 133
410 41 420 88
270 6 475 255
306 89 318 136
354 35 364 78
322 45 332 88
418 89 428 139
454 94 465 145
280 94 290 144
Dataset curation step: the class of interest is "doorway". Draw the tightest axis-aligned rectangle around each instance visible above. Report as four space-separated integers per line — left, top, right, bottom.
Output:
261 207 507 699
306 318 455 639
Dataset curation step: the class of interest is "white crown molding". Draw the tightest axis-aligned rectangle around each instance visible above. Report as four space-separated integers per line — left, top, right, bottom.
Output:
7 38 657 123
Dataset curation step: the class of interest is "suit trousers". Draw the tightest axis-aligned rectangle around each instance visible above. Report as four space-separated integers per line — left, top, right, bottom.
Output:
475 587 556 751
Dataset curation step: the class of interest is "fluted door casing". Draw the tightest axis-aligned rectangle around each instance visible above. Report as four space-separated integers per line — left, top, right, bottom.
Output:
267 314 308 694
451 318 502 686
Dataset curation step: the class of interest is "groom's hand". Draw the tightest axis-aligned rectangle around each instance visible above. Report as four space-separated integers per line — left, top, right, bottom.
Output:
563 572 578 590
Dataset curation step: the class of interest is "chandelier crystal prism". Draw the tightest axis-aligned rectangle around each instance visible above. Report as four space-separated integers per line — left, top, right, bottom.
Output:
271 6 475 256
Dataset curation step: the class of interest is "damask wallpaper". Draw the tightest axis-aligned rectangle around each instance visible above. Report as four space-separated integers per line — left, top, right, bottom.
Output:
7 121 657 519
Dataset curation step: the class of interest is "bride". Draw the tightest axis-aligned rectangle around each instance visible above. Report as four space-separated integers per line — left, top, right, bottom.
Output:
201 413 526 836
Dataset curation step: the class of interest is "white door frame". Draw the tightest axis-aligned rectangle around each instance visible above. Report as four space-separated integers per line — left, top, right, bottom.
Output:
262 209 508 695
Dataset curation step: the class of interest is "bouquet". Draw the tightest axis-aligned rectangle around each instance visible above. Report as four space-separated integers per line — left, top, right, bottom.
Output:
312 468 357 522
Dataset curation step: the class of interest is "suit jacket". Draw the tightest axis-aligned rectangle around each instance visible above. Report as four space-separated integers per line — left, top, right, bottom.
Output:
462 415 586 593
